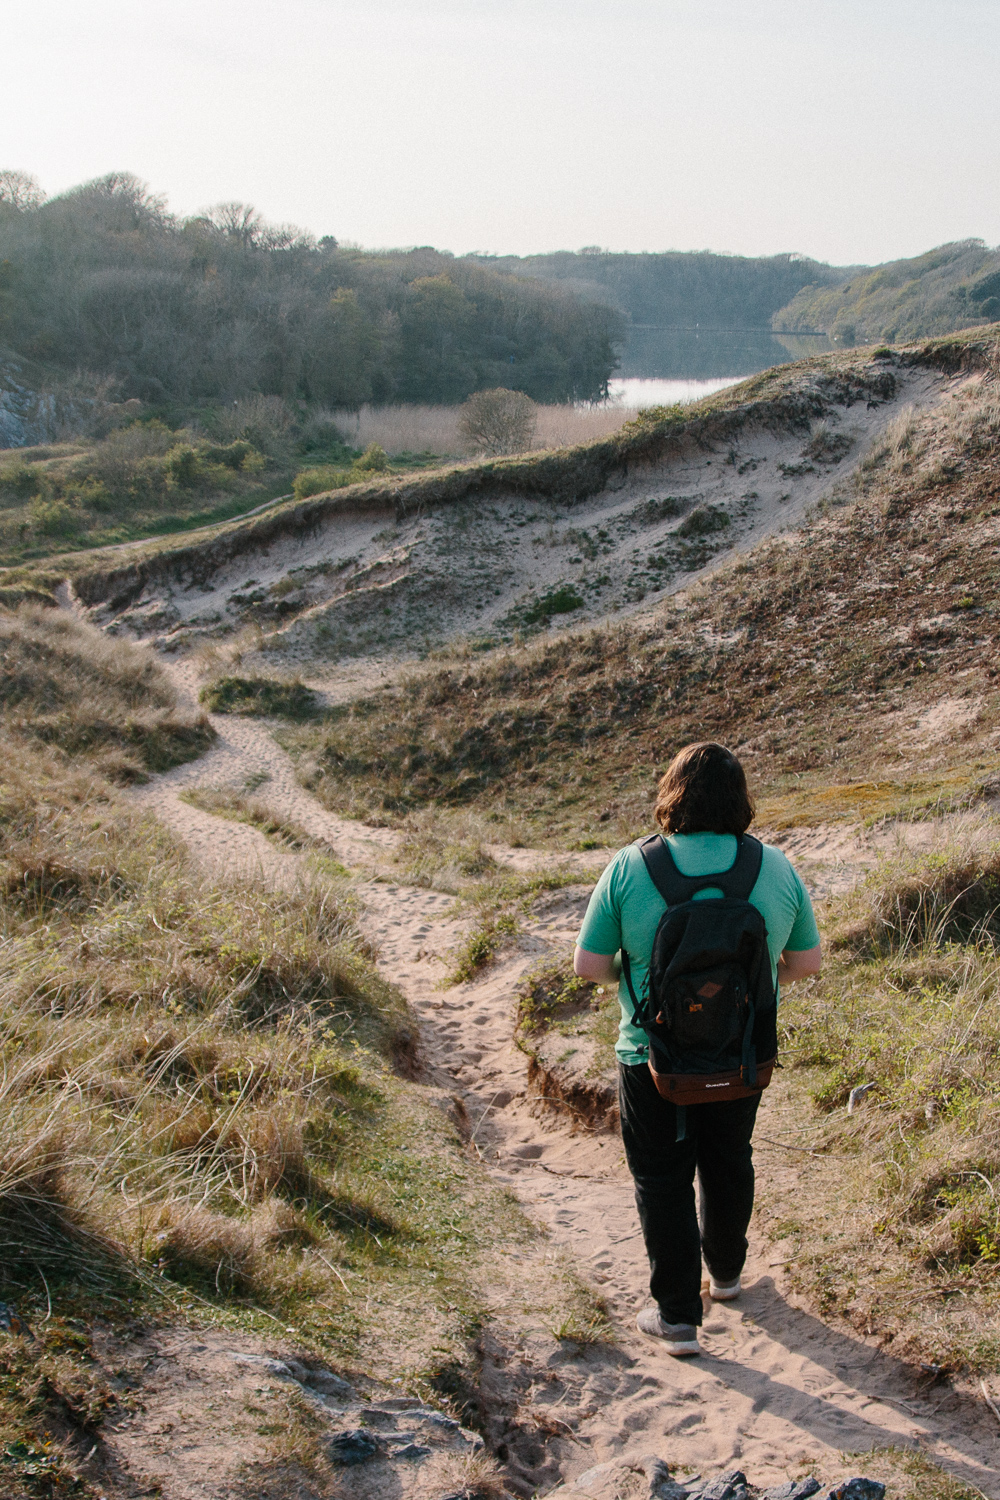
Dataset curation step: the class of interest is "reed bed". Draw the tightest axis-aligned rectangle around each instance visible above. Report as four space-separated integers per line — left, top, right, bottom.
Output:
336 400 640 458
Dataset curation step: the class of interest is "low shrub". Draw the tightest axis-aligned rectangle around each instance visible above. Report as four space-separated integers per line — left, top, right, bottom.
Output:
203 439 254 469
675 504 730 538
292 465 355 500
199 675 319 720
28 498 79 537
458 387 537 456
353 442 388 472
165 444 201 488
522 584 584 626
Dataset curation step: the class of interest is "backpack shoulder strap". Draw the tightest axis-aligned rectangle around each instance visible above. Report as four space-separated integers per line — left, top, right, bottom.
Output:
636 832 764 907
711 834 764 901
635 833 693 907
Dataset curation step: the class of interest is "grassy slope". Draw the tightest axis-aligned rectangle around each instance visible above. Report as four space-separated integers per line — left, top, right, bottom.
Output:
0 607 576 1499
775 241 1000 344
0 604 215 781
287 336 1000 847
773 826 1000 1371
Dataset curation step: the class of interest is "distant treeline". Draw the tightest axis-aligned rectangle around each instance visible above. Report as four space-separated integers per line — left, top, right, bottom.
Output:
774 240 1000 345
476 241 1000 358
0 172 623 412
470 248 850 332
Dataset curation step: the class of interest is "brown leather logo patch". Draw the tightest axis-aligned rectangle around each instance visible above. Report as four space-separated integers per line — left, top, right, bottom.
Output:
697 980 723 999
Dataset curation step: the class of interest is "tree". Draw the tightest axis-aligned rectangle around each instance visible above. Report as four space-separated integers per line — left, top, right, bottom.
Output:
0 170 44 211
458 388 537 456
203 201 264 247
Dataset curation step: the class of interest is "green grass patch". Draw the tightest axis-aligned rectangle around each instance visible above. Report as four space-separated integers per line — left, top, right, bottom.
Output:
178 785 349 874
521 583 585 627
200 675 320 720
446 869 592 985
515 955 620 1077
757 765 1000 830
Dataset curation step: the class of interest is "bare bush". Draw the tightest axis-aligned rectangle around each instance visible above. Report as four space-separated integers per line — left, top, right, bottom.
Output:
458 388 537 456
213 394 293 453
0 169 45 212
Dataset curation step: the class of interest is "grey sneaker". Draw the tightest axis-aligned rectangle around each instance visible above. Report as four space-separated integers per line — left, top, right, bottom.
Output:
708 1273 741 1301
636 1308 700 1354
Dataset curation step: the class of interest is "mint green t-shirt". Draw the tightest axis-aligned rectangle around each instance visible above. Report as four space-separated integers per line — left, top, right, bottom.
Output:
577 832 820 1066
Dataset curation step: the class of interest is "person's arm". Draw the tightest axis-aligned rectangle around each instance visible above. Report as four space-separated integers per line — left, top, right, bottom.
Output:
574 946 621 985
777 944 822 985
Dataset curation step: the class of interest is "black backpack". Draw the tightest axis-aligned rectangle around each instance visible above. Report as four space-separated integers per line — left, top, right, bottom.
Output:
620 833 777 1129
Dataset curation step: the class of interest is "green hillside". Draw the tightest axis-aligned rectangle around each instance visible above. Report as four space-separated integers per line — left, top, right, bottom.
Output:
775 240 1000 345
471 248 846 331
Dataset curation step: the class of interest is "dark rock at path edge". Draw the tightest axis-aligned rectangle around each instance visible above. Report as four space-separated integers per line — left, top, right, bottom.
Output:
328 1429 381 1464
690 1469 748 1500
762 1481 822 1500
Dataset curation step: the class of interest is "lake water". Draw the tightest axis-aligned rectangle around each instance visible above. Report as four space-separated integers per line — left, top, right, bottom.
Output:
617 326 832 382
607 376 744 408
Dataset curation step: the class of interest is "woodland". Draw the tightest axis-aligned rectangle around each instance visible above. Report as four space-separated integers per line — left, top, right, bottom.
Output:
0 172 624 414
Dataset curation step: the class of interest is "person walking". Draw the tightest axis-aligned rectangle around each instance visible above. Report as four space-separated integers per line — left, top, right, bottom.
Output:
574 742 821 1356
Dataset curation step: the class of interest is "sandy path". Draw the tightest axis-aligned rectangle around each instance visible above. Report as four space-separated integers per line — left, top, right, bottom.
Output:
133 659 611 885
131 660 400 878
131 680 1000 1499
368 889 1000 1497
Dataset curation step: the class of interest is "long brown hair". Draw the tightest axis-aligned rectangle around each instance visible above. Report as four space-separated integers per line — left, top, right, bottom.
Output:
654 742 755 836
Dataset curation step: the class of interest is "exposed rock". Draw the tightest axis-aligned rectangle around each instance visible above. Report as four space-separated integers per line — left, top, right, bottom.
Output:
226 1351 296 1378
687 1469 748 1500
289 1363 356 1401
762 1481 821 1500
358 1405 407 1428
226 1350 356 1403
328 1428 382 1465
640 1453 692 1498
826 1483 885 1500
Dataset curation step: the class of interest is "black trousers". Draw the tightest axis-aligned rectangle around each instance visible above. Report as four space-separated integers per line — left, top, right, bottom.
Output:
618 1062 761 1327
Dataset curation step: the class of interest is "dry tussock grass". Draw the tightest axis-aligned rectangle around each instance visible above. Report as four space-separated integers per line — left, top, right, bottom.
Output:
0 604 214 778
779 821 1000 1367
0 727 533 1393
392 806 506 892
0 608 461 1310
0 603 615 1491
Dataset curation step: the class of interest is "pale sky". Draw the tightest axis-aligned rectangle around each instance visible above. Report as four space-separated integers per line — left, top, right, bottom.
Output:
4 0 999 265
